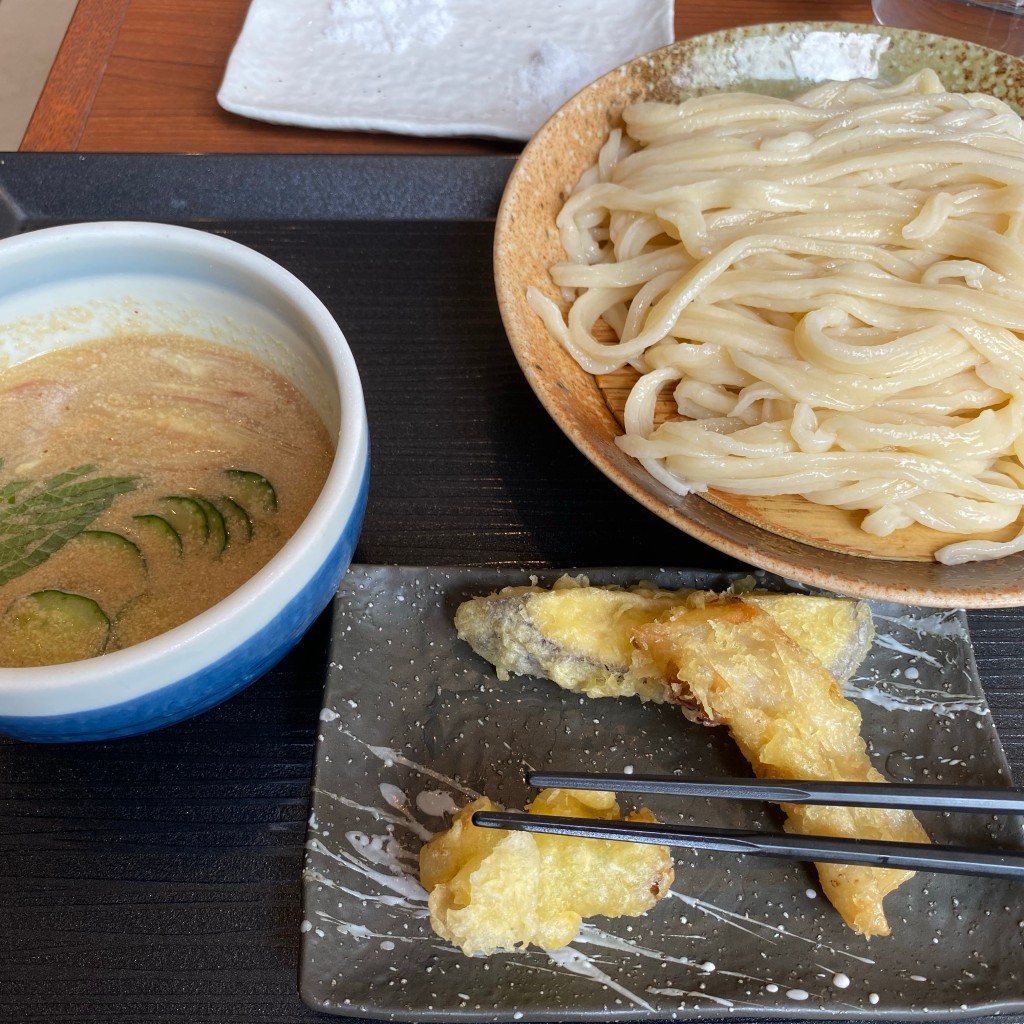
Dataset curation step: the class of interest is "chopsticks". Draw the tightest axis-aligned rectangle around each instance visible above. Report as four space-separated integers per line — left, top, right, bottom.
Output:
527 770 1024 814
470 771 1024 881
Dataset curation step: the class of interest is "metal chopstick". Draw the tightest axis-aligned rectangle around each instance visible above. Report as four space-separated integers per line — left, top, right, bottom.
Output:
471 811 1024 880
526 770 1024 815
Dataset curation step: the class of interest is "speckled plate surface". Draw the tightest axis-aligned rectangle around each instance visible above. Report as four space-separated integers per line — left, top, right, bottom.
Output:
299 565 1023 1021
217 0 672 140
493 22 1024 608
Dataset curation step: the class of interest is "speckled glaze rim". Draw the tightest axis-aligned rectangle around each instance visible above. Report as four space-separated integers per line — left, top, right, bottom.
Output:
494 21 1024 609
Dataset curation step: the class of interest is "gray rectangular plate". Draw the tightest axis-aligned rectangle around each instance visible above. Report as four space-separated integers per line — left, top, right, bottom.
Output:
299 566 1023 1021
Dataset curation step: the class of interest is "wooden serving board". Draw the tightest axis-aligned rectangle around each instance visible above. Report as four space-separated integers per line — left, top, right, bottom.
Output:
595 363 1021 563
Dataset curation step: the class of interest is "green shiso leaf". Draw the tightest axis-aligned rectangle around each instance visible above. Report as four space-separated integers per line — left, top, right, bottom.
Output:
0 464 138 586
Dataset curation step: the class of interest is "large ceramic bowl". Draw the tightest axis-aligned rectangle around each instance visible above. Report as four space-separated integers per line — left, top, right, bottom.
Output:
0 221 368 741
494 21 1024 608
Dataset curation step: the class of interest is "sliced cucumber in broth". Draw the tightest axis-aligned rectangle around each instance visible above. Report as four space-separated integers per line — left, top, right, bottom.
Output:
132 513 183 554
55 529 147 617
0 464 285 665
161 496 210 547
193 497 228 553
76 529 144 562
222 469 277 514
214 496 253 543
0 589 110 666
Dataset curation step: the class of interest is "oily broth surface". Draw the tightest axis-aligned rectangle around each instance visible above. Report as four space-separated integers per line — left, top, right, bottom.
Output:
0 334 334 665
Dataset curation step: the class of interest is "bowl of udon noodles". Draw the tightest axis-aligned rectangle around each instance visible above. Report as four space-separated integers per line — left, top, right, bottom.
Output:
495 21 1024 608
0 221 368 741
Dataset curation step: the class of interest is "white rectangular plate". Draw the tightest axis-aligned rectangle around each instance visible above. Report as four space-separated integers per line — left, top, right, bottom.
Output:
218 0 673 140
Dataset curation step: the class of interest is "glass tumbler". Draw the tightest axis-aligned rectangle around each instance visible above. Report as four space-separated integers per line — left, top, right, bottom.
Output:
872 0 1024 54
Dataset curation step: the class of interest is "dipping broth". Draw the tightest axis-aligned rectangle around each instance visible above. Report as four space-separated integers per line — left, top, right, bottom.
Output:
0 334 335 666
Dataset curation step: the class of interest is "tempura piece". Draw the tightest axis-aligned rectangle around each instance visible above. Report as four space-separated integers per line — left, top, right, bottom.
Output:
454 576 687 701
632 600 930 938
454 575 874 711
419 788 674 956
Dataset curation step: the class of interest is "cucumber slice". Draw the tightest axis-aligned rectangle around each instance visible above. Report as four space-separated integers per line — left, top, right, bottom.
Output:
161 496 209 546
56 529 148 617
133 513 183 554
214 496 253 543
77 529 144 562
0 589 110 666
222 469 277 514
193 497 228 553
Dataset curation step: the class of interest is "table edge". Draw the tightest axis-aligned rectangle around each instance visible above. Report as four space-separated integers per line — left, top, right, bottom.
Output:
20 0 131 152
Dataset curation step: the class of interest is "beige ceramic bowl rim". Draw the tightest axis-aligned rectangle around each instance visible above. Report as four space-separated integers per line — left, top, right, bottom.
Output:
494 21 1024 609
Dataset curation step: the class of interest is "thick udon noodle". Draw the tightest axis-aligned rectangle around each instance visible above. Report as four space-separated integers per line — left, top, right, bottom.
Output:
528 70 1024 564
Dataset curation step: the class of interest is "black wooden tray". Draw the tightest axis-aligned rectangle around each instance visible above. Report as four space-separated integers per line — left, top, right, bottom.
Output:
0 155 1021 1024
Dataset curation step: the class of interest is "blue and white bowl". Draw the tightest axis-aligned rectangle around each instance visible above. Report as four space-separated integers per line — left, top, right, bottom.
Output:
0 221 369 742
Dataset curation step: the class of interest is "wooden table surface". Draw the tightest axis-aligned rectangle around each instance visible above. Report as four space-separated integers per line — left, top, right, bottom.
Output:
21 0 874 153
